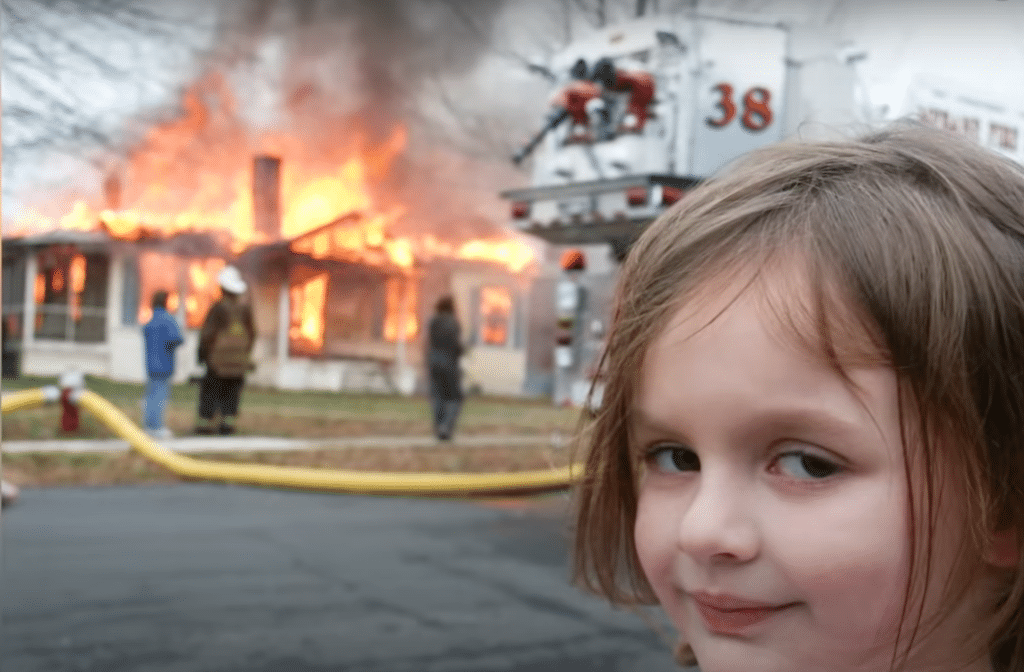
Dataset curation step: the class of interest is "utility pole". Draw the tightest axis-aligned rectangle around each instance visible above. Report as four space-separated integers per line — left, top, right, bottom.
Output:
636 0 648 17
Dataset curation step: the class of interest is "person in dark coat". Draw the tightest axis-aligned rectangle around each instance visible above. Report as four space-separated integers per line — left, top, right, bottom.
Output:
426 296 465 441
194 265 255 436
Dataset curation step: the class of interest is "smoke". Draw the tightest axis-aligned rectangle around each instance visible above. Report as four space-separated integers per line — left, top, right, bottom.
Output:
221 0 510 141
4 0 536 248
209 0 525 242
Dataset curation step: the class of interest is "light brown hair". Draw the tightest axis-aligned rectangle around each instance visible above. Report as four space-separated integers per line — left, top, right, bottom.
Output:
571 123 1024 671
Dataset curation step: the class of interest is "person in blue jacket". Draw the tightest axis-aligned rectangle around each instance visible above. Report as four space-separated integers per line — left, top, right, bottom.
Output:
142 290 183 438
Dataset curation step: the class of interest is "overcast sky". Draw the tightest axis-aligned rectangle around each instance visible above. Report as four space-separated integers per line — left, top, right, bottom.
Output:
837 0 1024 113
4 0 1024 226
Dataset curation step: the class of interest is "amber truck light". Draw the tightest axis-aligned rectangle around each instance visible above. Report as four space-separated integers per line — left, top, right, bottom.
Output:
662 186 683 205
560 248 587 271
626 186 648 206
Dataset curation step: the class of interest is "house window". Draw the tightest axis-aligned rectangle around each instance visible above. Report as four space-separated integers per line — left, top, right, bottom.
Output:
477 286 515 347
33 248 109 343
287 263 417 357
384 277 418 342
289 264 383 357
289 271 329 353
126 252 225 329
2 254 27 350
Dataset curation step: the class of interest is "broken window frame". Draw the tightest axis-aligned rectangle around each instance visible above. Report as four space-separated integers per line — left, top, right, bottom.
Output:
287 261 414 359
32 248 109 344
2 253 28 353
126 251 224 330
473 284 519 349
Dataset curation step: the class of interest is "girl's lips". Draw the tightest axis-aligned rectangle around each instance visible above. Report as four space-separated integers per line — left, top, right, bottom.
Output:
689 593 796 635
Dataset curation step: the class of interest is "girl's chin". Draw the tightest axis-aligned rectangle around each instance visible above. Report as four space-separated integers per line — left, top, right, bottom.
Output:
686 643 779 672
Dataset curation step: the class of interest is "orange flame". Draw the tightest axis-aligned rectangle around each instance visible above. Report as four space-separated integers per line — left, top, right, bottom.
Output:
480 286 513 346
135 253 225 328
289 273 328 351
185 259 226 328
34 274 46 305
69 255 87 294
384 278 418 342
69 254 86 321
289 210 411 269
10 72 535 353
419 235 534 273
461 240 533 273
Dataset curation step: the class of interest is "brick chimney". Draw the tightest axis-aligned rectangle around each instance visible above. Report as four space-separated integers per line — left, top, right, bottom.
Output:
252 155 282 240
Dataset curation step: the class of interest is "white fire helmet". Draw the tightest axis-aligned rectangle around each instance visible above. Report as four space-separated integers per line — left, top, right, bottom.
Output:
217 265 248 294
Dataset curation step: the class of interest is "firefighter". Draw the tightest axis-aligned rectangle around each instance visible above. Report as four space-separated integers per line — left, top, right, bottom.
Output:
194 266 256 436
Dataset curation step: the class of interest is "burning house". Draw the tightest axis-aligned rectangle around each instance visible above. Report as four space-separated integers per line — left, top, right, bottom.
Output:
1 210 536 396
3 146 540 397
2 5 552 397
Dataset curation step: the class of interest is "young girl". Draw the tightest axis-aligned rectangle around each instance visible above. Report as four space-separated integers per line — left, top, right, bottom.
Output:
572 124 1024 672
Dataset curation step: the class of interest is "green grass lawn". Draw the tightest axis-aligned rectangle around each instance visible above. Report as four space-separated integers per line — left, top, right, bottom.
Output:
1 375 582 441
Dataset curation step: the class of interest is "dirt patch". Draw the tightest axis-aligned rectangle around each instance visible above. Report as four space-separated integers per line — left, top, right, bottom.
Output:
3 452 183 487
1 399 578 441
3 444 575 489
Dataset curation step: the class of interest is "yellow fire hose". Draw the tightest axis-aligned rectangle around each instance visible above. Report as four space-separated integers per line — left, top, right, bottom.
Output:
1 387 582 497
1 387 53 415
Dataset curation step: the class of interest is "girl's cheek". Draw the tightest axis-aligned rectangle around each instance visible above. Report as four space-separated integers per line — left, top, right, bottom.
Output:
634 492 680 596
771 513 910 639
634 524 693 640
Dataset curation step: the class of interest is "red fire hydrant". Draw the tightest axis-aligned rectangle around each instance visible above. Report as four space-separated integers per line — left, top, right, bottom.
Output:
58 370 85 434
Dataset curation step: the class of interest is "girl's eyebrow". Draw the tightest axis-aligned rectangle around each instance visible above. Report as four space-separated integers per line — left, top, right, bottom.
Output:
629 408 693 444
630 404 868 447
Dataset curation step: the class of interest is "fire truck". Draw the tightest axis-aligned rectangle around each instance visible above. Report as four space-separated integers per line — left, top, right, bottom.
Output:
502 11 862 405
899 75 1024 167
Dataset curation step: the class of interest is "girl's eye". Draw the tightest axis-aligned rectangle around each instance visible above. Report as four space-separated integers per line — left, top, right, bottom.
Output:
649 445 700 473
773 452 842 480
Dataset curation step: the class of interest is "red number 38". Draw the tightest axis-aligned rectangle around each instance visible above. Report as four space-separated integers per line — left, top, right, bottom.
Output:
706 83 773 132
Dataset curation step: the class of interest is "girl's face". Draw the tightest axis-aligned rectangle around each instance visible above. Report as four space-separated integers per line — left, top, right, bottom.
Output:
632 266 998 672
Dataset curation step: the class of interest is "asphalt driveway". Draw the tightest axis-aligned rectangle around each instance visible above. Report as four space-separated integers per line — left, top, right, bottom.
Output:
1 484 688 671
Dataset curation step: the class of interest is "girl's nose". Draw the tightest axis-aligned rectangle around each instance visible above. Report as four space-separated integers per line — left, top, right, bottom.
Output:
676 472 760 564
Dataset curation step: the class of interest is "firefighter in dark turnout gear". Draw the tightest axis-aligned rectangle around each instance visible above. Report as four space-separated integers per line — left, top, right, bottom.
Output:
194 265 255 436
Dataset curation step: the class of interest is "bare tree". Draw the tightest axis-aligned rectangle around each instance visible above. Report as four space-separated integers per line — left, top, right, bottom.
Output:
2 0 219 172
